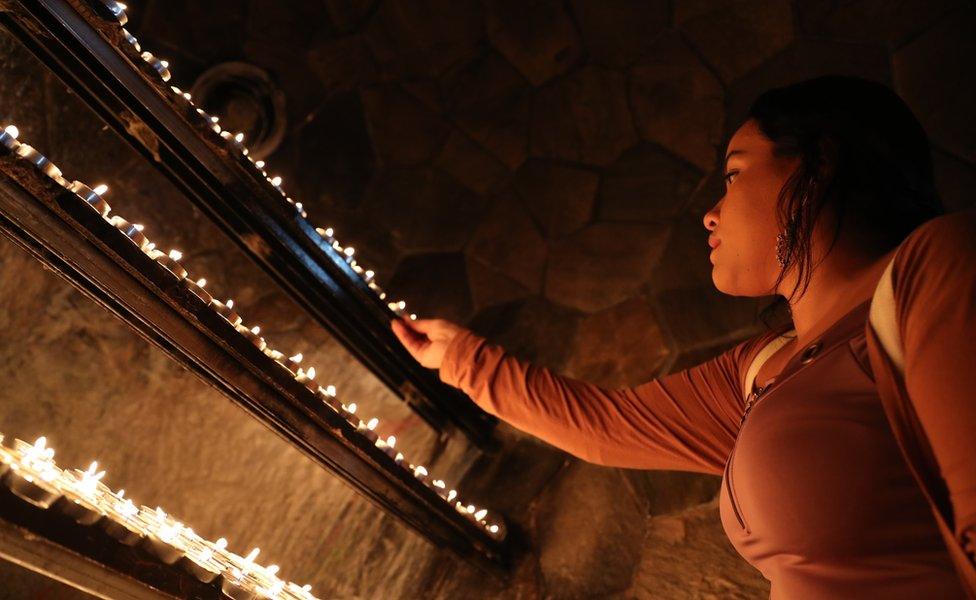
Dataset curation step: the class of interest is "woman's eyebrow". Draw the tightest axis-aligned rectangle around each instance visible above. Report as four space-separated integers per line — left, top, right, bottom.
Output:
724 149 746 169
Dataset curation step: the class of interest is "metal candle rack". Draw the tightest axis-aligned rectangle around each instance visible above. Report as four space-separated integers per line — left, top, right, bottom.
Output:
0 0 496 450
0 128 510 581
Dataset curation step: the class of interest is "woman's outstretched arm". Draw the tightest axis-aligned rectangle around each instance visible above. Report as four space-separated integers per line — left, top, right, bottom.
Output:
394 317 766 475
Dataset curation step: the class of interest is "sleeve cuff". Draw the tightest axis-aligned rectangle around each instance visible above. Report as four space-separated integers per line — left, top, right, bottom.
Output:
438 329 485 390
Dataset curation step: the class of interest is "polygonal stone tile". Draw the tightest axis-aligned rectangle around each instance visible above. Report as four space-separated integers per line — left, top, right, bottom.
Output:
563 296 671 388
893 6 976 164
598 144 704 223
466 192 548 292
468 296 582 369
646 204 718 294
569 0 670 67
536 462 647 598
294 91 374 211
323 0 378 34
387 252 473 323
795 0 961 49
440 52 532 170
628 32 725 171
363 168 488 253
651 285 763 353
531 66 638 166
364 0 484 79
433 129 511 196
933 148 976 214
465 256 534 315
485 0 582 86
545 222 671 312
726 38 891 132
307 35 379 94
360 84 451 166
514 160 598 238
675 0 794 85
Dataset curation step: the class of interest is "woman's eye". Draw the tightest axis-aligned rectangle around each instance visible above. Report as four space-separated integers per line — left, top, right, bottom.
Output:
724 171 738 185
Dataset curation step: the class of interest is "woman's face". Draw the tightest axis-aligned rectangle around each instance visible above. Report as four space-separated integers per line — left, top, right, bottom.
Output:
704 119 801 297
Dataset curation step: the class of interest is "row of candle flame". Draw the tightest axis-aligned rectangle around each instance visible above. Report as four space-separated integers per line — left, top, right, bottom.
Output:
0 121 504 538
91 0 412 320
0 434 316 599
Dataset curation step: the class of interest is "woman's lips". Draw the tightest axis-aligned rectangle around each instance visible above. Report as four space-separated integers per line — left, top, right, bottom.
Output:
708 236 721 249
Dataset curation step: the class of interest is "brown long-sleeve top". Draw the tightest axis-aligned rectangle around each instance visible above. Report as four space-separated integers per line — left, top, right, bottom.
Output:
439 209 976 599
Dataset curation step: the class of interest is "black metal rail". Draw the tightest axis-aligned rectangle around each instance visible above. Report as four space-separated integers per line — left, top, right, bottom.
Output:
0 155 509 576
0 0 496 449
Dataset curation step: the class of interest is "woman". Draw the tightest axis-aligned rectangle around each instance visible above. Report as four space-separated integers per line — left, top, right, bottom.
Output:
391 76 975 598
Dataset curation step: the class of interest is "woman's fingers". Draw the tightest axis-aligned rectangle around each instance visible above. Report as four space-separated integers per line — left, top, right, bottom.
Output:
391 318 429 356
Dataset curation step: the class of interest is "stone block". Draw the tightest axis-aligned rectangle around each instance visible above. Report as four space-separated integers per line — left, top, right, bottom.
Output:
364 0 484 79
569 0 669 67
360 84 451 166
629 32 725 171
465 256 534 316
536 462 648 598
598 143 704 223
795 0 962 49
563 296 671 389
531 65 638 166
465 192 548 292
433 129 511 196
486 0 582 86
387 252 474 323
545 222 670 313
468 296 582 370
652 286 763 352
307 34 379 94
514 160 598 238
675 0 794 85
363 168 488 253
440 52 532 170
893 6 976 164
625 500 770 598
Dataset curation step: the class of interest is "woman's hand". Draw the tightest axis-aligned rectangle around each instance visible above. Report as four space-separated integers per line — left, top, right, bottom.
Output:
390 317 467 370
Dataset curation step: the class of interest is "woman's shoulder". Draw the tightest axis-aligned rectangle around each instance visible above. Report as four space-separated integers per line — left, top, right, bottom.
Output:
894 208 976 266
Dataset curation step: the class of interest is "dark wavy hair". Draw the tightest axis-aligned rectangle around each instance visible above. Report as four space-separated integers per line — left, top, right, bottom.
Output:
746 75 944 327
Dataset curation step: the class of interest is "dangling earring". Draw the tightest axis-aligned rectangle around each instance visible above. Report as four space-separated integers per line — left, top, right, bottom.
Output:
775 231 790 268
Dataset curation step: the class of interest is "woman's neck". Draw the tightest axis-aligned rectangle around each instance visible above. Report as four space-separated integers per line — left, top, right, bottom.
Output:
781 242 897 347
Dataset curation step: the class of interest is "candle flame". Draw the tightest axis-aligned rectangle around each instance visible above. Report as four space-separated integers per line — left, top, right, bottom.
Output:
266 564 280 575
414 465 428 477
466 505 475 514
289 353 303 363
386 435 396 448
196 278 206 287
210 115 219 123
168 249 182 261
216 538 228 550
305 367 316 379
160 60 169 68
344 247 355 256
234 132 244 143
145 242 156 251
447 490 457 502
398 300 406 310
366 417 378 430
92 184 108 195
474 509 487 520
346 403 357 414
3 125 19 138
255 160 265 169
432 479 445 488
270 176 282 186
489 524 499 534
251 326 261 334
365 269 374 278
324 385 336 396
244 547 260 563
226 299 234 309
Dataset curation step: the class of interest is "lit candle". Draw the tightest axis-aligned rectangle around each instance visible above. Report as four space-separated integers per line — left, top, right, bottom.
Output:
412 465 428 483
295 366 317 393
210 298 242 327
102 489 143 545
155 249 188 280
474 508 487 522
447 489 457 503
108 216 149 250
315 384 341 411
278 352 302 375
375 435 398 459
315 227 334 242
14 143 65 184
342 402 358 426
0 124 20 153
357 417 379 443
431 479 448 499
96 0 128 26
68 181 111 217
140 51 171 82
184 277 212 304
236 324 267 352
122 28 140 51
139 506 183 564
387 300 407 316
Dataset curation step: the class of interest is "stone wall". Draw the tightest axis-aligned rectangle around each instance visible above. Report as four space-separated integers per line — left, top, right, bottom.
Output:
1 0 975 597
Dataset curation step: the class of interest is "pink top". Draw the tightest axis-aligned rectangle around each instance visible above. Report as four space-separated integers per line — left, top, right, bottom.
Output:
439 209 976 598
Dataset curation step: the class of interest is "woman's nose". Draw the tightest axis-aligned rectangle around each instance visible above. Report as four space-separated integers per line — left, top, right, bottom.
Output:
703 205 719 232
